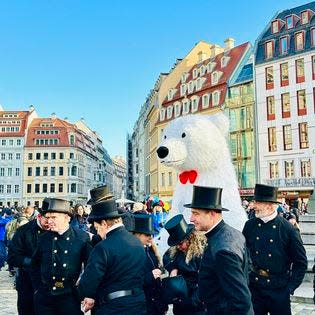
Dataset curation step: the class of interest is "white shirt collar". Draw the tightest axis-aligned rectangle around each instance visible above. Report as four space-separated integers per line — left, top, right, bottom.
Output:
106 222 124 235
259 211 278 223
205 218 223 234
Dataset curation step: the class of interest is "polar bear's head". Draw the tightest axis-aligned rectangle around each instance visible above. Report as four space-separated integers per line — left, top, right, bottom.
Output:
157 112 230 171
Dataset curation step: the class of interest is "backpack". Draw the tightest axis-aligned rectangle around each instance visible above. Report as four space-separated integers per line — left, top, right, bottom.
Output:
5 216 29 240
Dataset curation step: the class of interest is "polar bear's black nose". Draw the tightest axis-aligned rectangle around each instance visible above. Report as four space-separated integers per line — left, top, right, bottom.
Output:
157 146 169 159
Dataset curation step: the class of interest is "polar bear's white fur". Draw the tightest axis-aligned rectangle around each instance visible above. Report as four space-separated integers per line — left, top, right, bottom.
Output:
157 112 247 236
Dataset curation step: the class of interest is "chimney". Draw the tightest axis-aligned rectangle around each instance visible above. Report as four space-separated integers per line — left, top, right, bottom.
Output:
51 112 57 120
224 38 235 50
210 44 223 58
29 104 35 112
0 104 3 111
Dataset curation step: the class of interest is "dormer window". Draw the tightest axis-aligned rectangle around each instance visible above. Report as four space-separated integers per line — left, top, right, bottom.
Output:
174 102 181 117
207 62 216 73
311 28 315 46
193 68 198 79
167 89 174 101
191 96 199 113
182 100 190 115
280 36 289 55
271 20 279 33
301 10 309 24
180 84 187 96
166 106 173 119
196 78 202 90
202 94 210 109
211 71 219 85
221 56 230 68
188 81 194 93
200 65 206 76
286 16 294 29
181 73 188 83
212 91 221 106
295 32 304 51
265 40 274 59
159 108 166 121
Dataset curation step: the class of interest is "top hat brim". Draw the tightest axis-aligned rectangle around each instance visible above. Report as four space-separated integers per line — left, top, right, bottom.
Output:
87 194 114 205
167 224 195 247
183 203 230 212
88 211 125 223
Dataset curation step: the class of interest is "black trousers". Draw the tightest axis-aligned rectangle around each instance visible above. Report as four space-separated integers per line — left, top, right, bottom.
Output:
16 269 35 315
250 285 291 315
34 288 83 315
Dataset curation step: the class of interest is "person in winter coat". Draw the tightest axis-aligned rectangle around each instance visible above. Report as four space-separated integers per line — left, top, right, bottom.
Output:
163 214 207 315
131 214 168 315
70 204 88 231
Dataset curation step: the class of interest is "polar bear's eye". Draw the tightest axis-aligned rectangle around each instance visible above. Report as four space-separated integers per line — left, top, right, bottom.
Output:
181 132 186 138
164 135 167 139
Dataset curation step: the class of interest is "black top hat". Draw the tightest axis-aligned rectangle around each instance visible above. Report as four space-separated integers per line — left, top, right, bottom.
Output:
254 184 280 204
184 186 229 212
88 199 124 223
129 214 156 235
161 275 188 304
41 198 72 216
38 197 51 214
87 185 114 205
164 214 195 247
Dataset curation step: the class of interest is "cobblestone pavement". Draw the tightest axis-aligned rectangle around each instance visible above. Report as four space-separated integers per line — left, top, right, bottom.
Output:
0 269 314 314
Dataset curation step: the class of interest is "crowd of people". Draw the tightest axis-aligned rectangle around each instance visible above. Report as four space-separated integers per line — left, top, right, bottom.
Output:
0 183 314 315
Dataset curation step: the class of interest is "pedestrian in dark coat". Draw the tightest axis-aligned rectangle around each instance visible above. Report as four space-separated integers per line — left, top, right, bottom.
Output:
243 184 307 315
163 214 206 315
70 204 88 232
31 198 92 315
78 199 146 315
7 209 49 315
130 214 168 315
187 186 254 315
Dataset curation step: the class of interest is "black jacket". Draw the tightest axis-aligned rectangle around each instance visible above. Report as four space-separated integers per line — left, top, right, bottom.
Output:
243 215 307 294
31 226 92 295
163 248 205 314
78 226 146 314
199 220 253 315
8 219 46 269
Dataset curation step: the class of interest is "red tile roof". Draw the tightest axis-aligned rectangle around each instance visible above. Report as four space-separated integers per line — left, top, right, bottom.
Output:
0 111 32 137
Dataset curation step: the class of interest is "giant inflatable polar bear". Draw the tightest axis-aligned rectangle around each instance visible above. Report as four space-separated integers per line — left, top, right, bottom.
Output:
156 112 247 252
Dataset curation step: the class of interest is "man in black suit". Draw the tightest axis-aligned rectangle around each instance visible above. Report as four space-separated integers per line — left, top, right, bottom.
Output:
78 199 146 314
186 185 253 315
243 184 307 315
31 198 92 315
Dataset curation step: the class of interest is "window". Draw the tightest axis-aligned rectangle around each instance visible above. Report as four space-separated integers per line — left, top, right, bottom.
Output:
28 153 33 160
268 127 277 152
71 166 77 176
1 153 5 160
43 152 48 160
43 184 47 193
182 100 190 114
299 122 308 148
295 58 305 83
167 89 173 101
280 62 289 86
297 90 307 115
168 172 172 186
202 94 210 109
265 66 274 89
286 16 294 29
71 183 76 193
59 167 64 176
161 173 165 187
51 167 56 176
27 184 31 194
1 140 6 146
283 125 292 150
70 153 74 159
212 91 220 106
295 32 304 51
269 162 279 179
159 108 166 121
0 168 4 176
0 185 3 193
8 168 12 176
285 161 294 178
301 160 311 177
9 139 13 146
193 68 198 79
28 167 32 176
281 93 291 118
311 28 315 46
174 103 181 117
280 37 289 55
59 183 63 193
301 11 309 24
181 73 187 83
51 152 56 160
221 56 229 67
212 72 219 85
17 139 21 146
266 96 275 120
196 78 202 90
265 41 274 59
35 184 40 193
59 153 64 159
16 153 21 160
188 81 194 93
50 183 55 193
312 56 315 80
8 153 12 160
36 153 41 160
166 106 173 119
180 84 187 96
200 65 206 76
7 185 11 194
43 167 48 176
15 168 20 176
271 20 279 33
191 97 199 112
35 167 40 176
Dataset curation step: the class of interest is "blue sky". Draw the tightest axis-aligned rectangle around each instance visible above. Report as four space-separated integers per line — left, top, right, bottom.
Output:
0 0 306 157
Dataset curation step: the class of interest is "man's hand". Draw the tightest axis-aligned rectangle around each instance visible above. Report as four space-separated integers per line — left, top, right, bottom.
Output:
152 268 162 279
81 297 95 312
170 269 178 277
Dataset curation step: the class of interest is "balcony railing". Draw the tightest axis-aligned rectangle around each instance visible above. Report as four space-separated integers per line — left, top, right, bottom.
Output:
265 177 315 188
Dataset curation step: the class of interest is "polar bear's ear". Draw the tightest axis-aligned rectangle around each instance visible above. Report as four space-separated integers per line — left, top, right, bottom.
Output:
208 111 229 136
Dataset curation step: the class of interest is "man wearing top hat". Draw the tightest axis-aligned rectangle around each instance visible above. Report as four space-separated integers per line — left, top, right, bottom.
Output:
187 185 254 315
8 198 50 315
78 199 146 315
243 184 307 315
31 198 92 315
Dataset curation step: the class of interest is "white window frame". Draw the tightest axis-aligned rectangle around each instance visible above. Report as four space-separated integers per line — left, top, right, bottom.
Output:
182 100 190 115
188 81 194 94
174 102 181 117
181 73 188 83
221 56 230 68
212 71 219 85
193 68 198 79
191 97 199 113
200 65 206 76
180 84 187 96
196 78 202 91
159 108 166 121
202 94 210 109
167 89 174 101
166 106 173 119
212 90 221 106
207 62 216 73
